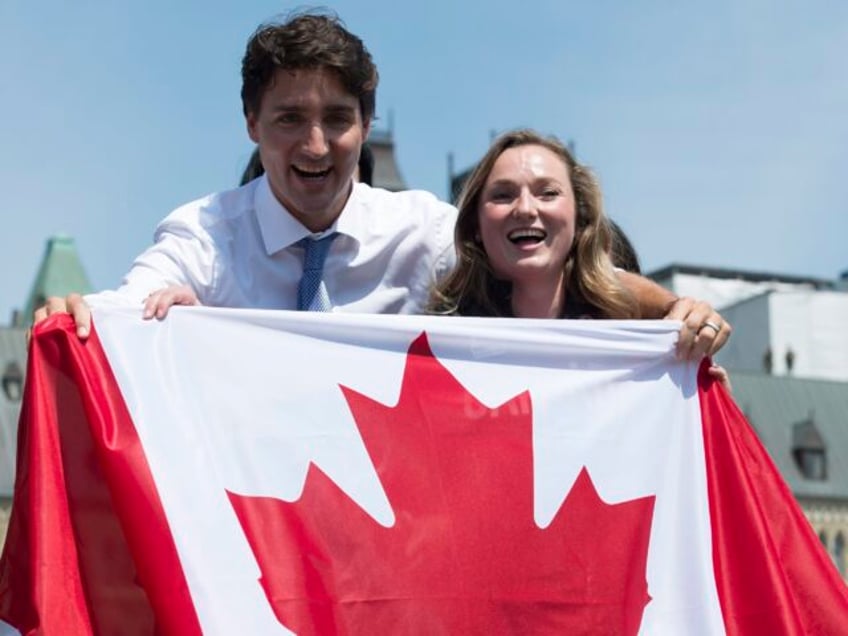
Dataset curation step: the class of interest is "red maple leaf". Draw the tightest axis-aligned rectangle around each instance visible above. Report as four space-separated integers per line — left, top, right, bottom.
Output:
228 333 655 635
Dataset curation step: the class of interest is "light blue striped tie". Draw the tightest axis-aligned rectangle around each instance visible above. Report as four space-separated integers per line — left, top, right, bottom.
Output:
296 233 338 311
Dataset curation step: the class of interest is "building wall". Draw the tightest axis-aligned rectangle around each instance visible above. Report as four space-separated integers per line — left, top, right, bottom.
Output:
0 499 10 548
1 328 27 497
712 295 772 374
804 501 848 582
769 292 848 381
706 290 848 382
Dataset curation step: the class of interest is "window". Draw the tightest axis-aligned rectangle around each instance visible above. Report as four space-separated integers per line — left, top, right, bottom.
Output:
792 415 826 481
2 361 23 402
835 532 846 577
794 449 826 480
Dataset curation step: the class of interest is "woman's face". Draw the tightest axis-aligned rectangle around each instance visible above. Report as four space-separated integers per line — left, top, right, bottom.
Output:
477 144 576 287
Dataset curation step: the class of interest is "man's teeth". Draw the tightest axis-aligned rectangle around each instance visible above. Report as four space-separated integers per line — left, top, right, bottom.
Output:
293 165 331 177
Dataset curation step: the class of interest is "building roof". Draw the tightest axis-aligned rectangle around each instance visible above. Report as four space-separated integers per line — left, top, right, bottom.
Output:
20 235 93 326
731 371 848 500
649 263 834 289
0 328 27 497
448 165 473 204
647 262 841 312
368 129 407 192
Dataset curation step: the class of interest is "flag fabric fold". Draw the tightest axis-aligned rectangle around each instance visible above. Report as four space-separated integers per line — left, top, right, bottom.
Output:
0 307 845 635
698 364 848 634
0 315 201 636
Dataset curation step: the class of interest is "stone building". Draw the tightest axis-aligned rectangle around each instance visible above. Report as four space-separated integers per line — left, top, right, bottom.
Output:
0 330 26 544
366 129 407 192
730 371 848 578
0 235 91 544
653 264 848 579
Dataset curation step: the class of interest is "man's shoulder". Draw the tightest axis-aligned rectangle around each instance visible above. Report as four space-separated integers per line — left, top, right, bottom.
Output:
356 184 457 222
158 181 258 235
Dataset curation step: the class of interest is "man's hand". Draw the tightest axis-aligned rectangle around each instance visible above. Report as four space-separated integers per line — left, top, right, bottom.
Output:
665 297 731 360
614 272 732 360
33 293 91 339
143 285 200 320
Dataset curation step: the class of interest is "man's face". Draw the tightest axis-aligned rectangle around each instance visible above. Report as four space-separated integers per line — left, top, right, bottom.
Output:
247 67 370 232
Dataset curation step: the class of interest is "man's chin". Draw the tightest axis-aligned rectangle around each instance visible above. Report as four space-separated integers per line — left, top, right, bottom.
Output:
288 198 347 231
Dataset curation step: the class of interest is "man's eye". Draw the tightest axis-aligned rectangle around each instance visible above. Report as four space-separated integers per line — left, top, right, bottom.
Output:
277 113 301 125
326 113 353 127
540 189 561 199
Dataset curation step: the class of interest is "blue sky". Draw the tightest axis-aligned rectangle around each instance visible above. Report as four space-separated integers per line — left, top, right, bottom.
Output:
2 1 847 322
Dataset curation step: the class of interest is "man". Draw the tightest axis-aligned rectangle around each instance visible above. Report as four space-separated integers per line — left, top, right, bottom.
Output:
36 11 729 357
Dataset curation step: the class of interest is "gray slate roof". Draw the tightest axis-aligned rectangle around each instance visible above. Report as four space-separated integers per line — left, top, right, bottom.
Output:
368 129 407 192
731 371 848 500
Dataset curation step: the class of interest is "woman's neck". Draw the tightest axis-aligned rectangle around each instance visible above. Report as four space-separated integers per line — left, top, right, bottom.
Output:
510 278 565 319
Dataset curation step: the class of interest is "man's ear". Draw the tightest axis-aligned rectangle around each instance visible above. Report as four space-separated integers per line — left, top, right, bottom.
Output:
362 117 372 141
246 112 260 144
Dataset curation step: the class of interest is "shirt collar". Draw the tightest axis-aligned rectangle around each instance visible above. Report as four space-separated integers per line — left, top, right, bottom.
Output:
254 175 373 255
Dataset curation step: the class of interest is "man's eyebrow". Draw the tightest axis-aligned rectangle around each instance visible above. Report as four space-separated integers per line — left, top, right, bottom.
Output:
267 103 357 113
324 103 357 112
268 104 303 112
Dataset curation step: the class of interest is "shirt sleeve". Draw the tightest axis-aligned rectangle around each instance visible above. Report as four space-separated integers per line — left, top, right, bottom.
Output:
88 214 217 307
433 203 459 283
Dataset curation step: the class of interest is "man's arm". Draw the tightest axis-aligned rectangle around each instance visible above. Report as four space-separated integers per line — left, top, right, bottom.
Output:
616 270 677 318
617 270 732 360
33 282 203 342
32 214 213 337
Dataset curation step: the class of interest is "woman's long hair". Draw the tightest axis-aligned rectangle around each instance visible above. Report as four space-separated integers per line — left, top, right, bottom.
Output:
430 129 638 319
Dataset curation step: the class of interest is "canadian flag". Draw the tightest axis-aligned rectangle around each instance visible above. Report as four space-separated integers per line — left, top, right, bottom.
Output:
1 307 846 635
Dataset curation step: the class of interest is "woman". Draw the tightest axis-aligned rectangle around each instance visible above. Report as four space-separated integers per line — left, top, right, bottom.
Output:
431 129 640 320
430 128 731 384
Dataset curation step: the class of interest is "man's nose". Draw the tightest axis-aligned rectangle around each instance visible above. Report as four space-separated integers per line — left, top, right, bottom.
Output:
303 124 329 157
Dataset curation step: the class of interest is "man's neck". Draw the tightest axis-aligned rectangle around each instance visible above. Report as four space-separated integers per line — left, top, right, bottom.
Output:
271 180 353 233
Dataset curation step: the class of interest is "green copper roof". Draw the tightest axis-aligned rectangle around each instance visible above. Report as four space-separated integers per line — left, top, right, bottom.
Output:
21 235 93 325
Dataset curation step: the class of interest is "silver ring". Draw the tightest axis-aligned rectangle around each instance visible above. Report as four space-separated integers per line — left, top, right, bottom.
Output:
699 320 722 335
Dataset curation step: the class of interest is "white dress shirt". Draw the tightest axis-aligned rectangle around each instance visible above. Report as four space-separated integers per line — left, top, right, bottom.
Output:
91 176 458 315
